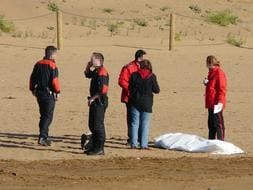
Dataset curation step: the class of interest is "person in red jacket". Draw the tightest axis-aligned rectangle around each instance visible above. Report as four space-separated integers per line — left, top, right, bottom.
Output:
118 50 146 144
203 55 227 141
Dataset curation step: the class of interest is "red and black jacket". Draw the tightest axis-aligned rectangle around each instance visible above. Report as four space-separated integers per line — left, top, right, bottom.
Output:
29 58 60 94
118 60 139 103
129 69 160 113
85 66 109 104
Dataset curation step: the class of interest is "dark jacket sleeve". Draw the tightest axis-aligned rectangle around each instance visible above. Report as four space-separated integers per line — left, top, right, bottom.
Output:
85 70 94 78
129 73 136 98
97 68 109 95
152 74 160 94
98 75 109 95
51 66 61 93
29 64 38 91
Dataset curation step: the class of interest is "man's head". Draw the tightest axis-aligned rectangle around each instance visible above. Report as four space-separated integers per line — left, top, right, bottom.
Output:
135 49 146 62
91 52 104 68
45 46 57 60
206 55 220 69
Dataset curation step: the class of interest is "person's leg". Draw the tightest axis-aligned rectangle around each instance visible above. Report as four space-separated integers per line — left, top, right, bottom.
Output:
139 112 151 148
208 109 216 139
87 103 106 155
130 106 140 148
38 95 55 140
47 96 56 137
93 104 106 151
88 104 96 151
126 103 132 143
214 111 225 141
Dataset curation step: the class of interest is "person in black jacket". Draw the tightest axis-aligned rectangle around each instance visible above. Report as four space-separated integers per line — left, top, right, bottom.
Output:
84 52 109 156
29 46 60 146
129 59 160 149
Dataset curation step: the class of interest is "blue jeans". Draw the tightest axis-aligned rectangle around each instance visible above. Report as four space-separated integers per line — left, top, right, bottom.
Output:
130 106 151 148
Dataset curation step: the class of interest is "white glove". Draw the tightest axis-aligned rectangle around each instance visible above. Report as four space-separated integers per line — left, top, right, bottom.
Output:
203 78 209 85
214 103 223 114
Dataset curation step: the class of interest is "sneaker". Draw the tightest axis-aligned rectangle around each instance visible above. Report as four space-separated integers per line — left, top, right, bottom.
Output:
38 138 51 146
87 149 104 156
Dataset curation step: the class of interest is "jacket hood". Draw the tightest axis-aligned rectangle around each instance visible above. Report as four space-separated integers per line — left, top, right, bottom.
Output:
138 69 152 79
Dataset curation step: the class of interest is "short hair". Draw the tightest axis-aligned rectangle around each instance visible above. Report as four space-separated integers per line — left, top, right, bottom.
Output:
45 46 57 59
139 59 152 72
206 55 220 66
92 52 104 64
135 49 146 60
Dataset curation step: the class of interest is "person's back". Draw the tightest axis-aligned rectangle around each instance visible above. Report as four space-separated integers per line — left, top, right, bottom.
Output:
118 49 146 144
30 59 60 95
128 59 160 149
130 69 160 113
118 60 139 103
29 46 60 146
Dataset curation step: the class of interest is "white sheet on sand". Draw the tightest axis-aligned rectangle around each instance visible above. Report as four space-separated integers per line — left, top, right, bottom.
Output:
154 133 244 155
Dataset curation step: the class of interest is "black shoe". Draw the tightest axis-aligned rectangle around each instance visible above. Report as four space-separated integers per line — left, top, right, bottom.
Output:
126 138 131 146
38 138 51 146
87 149 104 156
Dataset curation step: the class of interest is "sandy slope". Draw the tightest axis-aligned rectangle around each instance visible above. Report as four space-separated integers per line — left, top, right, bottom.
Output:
0 0 253 189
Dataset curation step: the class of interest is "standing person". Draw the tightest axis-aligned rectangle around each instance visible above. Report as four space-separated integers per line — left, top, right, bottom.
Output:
118 50 146 144
129 59 160 149
29 46 60 146
204 55 227 141
84 52 109 156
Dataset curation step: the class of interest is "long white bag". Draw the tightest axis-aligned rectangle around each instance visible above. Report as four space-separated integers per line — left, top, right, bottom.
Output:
154 133 244 155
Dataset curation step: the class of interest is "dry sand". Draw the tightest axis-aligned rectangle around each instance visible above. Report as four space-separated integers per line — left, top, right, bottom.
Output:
0 0 253 189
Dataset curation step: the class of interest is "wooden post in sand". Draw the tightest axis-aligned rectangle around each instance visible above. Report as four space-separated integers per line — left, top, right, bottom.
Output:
56 10 63 50
169 13 175 51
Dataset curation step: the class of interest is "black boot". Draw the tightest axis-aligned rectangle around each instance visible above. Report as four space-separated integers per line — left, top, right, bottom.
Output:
38 138 51 146
87 148 104 156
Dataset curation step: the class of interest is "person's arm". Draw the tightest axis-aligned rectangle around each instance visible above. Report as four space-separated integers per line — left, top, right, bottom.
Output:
217 70 226 106
29 64 38 95
118 66 130 91
51 66 60 94
84 61 93 78
152 74 160 94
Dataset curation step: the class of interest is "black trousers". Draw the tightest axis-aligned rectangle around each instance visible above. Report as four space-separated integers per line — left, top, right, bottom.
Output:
126 103 132 140
208 109 225 141
89 102 107 151
37 93 55 140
